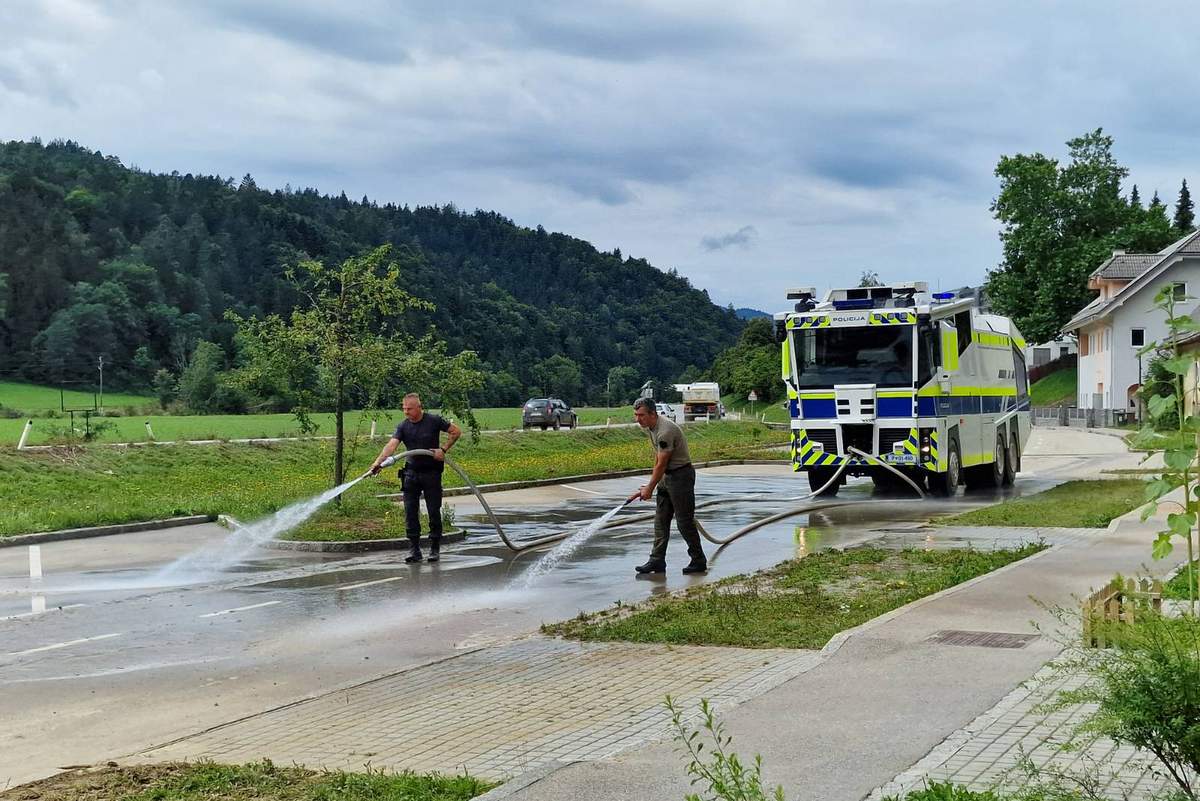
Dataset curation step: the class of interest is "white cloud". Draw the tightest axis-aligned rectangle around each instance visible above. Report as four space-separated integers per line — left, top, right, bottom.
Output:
2 1 1199 312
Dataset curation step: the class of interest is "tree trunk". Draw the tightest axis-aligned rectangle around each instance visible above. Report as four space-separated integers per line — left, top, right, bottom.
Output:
334 370 345 495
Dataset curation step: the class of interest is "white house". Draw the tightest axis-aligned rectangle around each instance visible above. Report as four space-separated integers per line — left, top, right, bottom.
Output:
1025 336 1076 368
1063 229 1200 411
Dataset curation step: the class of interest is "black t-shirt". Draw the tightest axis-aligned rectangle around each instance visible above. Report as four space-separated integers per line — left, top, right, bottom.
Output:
393 413 451 470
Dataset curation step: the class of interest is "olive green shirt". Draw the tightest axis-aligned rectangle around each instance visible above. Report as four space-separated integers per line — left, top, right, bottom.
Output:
647 416 691 470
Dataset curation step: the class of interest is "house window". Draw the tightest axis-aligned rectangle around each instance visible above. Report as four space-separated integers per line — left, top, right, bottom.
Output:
1131 328 1145 347
1059 346 1070 358
1173 282 1187 301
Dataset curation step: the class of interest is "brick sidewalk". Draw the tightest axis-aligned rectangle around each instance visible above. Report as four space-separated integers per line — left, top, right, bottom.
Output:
870 660 1172 800
135 637 821 780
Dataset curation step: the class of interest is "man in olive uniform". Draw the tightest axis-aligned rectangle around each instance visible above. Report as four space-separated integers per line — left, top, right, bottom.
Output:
626 397 707 575
370 393 461 563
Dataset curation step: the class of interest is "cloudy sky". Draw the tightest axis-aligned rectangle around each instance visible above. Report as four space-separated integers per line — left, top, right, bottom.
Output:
3 1 1197 312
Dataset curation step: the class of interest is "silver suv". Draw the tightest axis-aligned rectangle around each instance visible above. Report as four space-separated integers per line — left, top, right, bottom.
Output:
521 398 578 430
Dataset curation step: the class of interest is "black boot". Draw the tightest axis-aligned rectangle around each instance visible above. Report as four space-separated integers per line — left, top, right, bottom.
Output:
427 535 442 562
404 537 423 563
682 559 708 574
635 559 666 574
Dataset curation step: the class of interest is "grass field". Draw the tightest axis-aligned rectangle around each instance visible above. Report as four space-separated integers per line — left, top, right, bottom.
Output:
0 380 155 414
935 479 1145 528
721 394 790 423
1029 367 1076 407
543 543 1045 649
1 761 496 801
0 422 788 536
0 405 634 445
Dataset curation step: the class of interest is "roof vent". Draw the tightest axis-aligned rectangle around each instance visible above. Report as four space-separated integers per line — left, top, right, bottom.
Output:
1113 249 1126 257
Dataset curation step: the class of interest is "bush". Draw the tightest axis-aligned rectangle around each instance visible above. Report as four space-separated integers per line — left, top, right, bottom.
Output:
1062 614 1200 800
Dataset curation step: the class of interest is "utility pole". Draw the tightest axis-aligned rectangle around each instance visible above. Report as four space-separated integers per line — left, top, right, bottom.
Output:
97 355 104 412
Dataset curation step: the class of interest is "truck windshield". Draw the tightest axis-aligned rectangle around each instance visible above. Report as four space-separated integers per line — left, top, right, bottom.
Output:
794 326 914 388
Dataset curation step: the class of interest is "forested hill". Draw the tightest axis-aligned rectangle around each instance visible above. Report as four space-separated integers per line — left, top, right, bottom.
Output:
0 139 742 405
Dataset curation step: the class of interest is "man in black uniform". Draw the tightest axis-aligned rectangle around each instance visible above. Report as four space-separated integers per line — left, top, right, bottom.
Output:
370 393 462 563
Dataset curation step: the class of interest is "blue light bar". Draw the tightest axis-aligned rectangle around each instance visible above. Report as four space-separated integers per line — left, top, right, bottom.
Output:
932 291 955 301
831 298 874 310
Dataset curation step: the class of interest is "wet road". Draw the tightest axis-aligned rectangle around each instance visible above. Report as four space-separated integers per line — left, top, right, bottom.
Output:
0 429 1134 785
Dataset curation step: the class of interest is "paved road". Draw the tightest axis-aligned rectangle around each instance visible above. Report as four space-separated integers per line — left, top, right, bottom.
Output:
0 426 1136 787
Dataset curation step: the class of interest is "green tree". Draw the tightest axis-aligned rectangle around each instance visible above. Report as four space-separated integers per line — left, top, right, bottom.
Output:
711 318 780 404
534 354 583 402
987 129 1178 343
605 365 640 405
1129 184 1142 210
858 270 883 287
229 245 482 489
1175 179 1195 233
176 341 224 413
153 368 176 409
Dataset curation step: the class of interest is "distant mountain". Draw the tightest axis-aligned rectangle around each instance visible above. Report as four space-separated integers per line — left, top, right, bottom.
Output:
0 139 744 405
735 307 770 320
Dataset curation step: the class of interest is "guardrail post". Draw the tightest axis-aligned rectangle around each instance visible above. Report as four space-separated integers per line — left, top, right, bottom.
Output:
17 419 32 450
370 420 377 440
145 419 154 441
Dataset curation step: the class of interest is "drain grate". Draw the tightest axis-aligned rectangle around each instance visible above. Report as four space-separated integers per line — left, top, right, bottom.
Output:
927 630 1038 649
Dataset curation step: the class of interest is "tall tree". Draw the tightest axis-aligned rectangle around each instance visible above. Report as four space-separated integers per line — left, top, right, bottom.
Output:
858 270 883 287
986 129 1178 343
229 245 482 489
1175 179 1195 233
1129 184 1142 210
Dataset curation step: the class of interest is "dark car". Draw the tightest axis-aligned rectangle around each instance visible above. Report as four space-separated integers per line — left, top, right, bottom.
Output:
522 398 578 430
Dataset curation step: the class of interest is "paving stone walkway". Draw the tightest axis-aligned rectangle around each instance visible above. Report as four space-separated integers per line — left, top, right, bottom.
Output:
870 660 1175 801
136 637 821 780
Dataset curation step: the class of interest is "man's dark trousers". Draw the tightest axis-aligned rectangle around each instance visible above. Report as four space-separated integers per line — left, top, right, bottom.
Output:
403 467 444 539
649 464 705 564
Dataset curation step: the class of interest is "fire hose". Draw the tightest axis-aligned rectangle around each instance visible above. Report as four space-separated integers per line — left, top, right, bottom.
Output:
374 446 923 554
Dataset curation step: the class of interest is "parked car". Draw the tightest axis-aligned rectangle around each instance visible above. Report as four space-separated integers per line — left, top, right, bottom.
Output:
521 398 578 430
655 402 676 420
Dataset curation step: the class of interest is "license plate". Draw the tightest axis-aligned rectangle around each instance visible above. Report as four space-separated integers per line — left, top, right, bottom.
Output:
886 453 917 464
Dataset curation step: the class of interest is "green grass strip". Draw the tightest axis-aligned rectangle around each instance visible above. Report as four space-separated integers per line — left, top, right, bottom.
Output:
1028 367 1076 407
5 760 496 800
0 422 788 537
935 480 1145 529
543 544 1045 650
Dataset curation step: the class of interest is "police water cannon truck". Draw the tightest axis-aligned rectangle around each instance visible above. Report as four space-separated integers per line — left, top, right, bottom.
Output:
773 282 1031 496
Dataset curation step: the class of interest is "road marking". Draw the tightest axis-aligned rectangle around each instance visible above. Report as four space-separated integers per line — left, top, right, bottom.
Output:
561 484 604 496
9 632 121 656
31 596 45 614
337 576 404 591
0 604 85 622
198 601 281 618
28 546 42 580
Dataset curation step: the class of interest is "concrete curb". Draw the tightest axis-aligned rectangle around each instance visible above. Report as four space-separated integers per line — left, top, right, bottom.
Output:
0 515 216 549
473 761 575 800
265 530 468 552
381 459 790 499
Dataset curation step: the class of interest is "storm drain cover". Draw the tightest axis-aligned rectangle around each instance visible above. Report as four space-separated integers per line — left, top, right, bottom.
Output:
927 630 1038 649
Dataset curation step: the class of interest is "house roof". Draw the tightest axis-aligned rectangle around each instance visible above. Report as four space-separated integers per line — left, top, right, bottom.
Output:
1063 229 1200 333
1089 253 1159 280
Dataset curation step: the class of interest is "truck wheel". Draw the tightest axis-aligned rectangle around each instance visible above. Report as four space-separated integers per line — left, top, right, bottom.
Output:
808 466 840 497
967 434 1006 490
1003 434 1019 485
540 424 548 431
928 438 961 496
